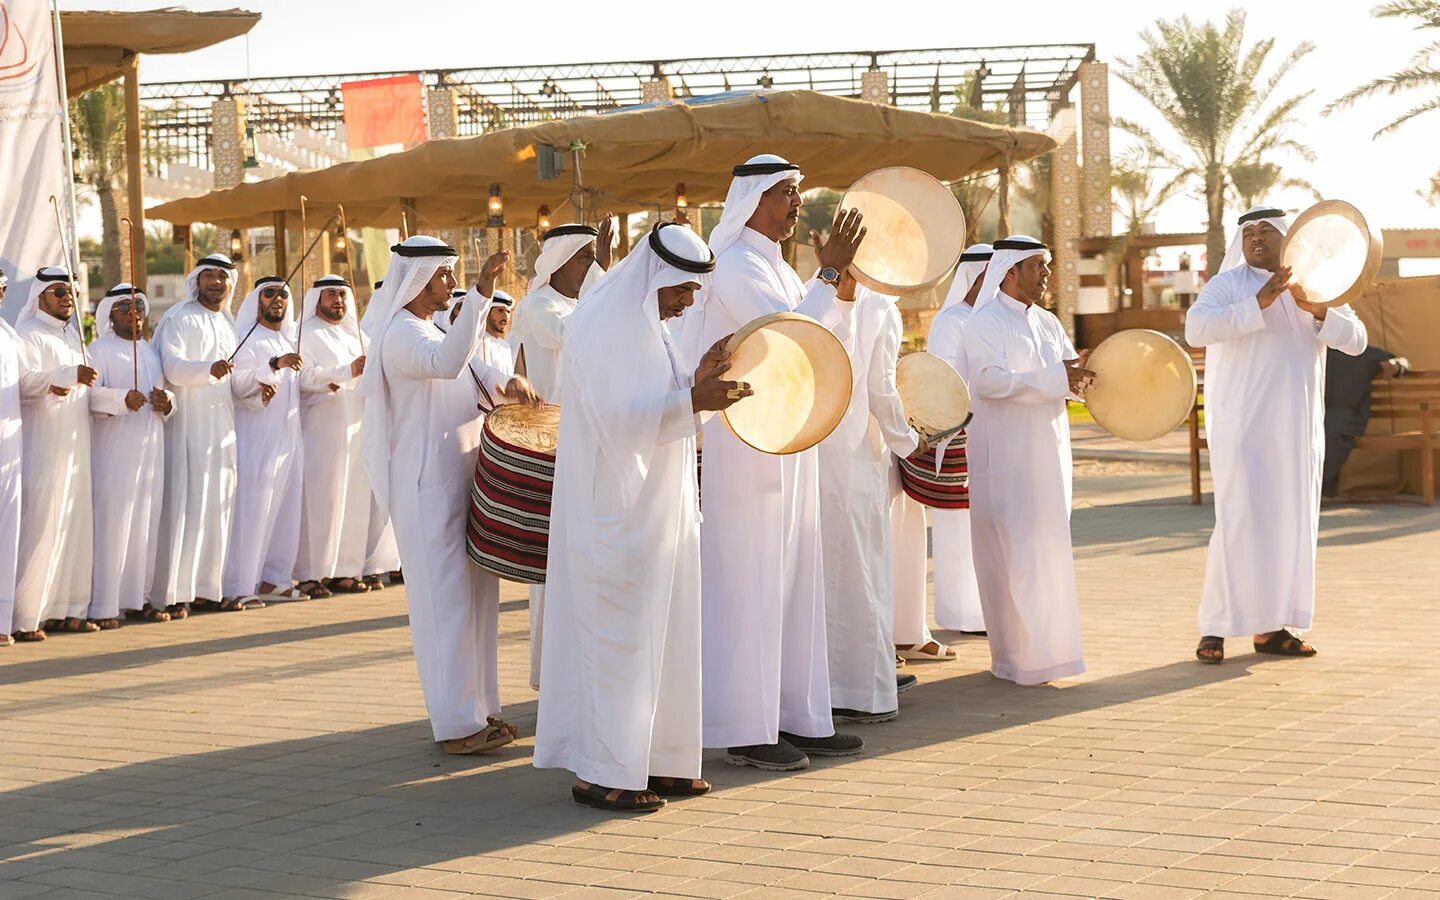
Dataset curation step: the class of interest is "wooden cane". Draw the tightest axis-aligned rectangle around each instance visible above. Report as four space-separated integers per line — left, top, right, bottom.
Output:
47 196 88 365
337 204 366 355
230 210 338 362
119 216 139 390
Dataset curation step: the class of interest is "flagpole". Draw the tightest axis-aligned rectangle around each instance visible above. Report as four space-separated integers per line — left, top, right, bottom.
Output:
49 0 83 313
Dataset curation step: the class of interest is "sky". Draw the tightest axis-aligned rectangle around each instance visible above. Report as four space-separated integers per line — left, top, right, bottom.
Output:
62 0 1440 237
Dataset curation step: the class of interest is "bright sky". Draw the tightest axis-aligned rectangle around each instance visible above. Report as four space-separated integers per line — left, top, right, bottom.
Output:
64 0 1440 234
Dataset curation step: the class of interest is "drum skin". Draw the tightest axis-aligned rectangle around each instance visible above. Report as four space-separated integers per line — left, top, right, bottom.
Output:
1084 329 1197 442
840 167 966 295
1281 200 1383 308
720 312 852 455
895 351 970 442
467 403 561 584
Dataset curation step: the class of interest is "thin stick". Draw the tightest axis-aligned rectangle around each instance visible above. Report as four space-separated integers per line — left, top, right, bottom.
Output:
119 216 140 390
47 195 88 365
230 210 338 362
297 196 308 357
337 204 366 354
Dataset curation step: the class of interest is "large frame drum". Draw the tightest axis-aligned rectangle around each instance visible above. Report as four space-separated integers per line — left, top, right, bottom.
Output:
720 312 852 455
467 403 561 584
1083 330 1197 442
840 167 966 295
1281 200 1383 308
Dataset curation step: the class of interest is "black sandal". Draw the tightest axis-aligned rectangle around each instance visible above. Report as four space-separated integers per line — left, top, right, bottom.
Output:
326 577 370 594
1254 629 1316 657
647 776 711 798
165 603 189 620
571 783 666 813
1196 635 1224 664
125 608 172 623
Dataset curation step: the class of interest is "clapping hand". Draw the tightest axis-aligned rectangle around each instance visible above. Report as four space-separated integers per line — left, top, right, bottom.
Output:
691 335 753 412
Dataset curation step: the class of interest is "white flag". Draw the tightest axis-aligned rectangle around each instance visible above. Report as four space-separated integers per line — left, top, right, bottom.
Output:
0 0 70 323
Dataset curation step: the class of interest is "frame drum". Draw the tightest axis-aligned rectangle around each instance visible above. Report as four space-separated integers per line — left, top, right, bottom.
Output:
721 312 852 455
840 167 966 295
895 351 970 442
1280 200 1382 307
1084 330 1197 442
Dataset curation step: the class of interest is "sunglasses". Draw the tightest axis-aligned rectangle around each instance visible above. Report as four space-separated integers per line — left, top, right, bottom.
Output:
113 301 148 313
47 286 72 299
260 286 290 300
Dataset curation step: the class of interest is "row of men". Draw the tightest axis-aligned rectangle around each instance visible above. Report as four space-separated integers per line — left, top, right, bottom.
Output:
0 260 525 642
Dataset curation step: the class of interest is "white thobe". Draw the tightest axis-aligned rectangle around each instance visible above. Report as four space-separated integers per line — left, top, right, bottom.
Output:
88 335 173 618
294 319 373 582
515 283 577 402
1186 267 1367 636
962 293 1084 685
480 333 514 376
535 331 702 790
223 329 303 597
699 227 851 746
925 301 985 632
513 289 575 691
0 321 25 634
13 314 93 628
381 299 512 741
818 295 918 714
154 304 237 606
889 478 933 648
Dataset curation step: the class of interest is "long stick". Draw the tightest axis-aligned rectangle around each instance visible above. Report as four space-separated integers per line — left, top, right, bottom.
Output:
297 196 308 357
337 204 366 355
48 195 87 365
230 209 338 362
119 216 139 389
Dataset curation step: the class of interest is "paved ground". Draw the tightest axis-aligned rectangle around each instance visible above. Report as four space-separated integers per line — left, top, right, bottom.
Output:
3 461 1439 900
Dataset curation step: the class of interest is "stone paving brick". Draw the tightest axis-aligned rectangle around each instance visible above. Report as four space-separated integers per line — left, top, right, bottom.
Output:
2 468 1436 898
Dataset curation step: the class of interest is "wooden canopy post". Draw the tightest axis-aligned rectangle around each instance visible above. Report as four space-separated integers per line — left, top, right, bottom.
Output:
273 211 288 277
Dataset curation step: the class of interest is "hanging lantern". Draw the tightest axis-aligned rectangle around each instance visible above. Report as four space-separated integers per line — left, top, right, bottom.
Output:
487 183 505 228
537 204 552 231
674 182 688 209
229 229 243 260
333 223 347 260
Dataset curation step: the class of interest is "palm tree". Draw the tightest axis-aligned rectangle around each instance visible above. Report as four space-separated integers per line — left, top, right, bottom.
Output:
1105 147 1191 274
949 173 997 245
1227 160 1320 210
1326 1 1440 136
70 84 129 286
1114 10 1315 276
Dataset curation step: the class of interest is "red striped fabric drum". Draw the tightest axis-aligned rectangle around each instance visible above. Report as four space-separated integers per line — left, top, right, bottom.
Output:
897 433 969 509
467 403 561 584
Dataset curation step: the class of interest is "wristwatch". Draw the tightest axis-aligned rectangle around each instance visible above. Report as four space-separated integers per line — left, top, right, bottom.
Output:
268 356 280 372
818 266 841 287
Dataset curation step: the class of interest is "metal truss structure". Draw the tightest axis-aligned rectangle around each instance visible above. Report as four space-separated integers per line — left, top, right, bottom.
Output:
140 44 1096 171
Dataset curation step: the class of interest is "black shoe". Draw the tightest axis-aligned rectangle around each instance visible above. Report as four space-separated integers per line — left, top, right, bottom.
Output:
725 739 810 771
832 707 898 724
779 731 864 757
897 673 918 694
960 630 987 637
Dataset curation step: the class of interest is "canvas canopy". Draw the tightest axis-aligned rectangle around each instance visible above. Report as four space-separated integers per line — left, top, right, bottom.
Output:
147 89 1058 229
60 8 260 96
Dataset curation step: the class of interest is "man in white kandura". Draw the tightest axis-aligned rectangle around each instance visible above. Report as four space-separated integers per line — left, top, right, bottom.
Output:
685 154 866 771
12 267 96 639
477 289 515 375
919 244 992 638
88 285 176 627
512 218 612 690
819 276 920 724
0 270 23 645
963 236 1093 685
293 275 376 597
536 222 751 813
222 277 305 607
152 253 240 618
359 236 536 755
1187 206 1367 664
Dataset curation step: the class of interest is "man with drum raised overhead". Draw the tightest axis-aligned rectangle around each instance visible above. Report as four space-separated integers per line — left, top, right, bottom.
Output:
1187 206 1367 664
962 236 1093 685
536 222 751 813
359 236 537 755
818 275 920 724
899 244 993 652
688 153 866 771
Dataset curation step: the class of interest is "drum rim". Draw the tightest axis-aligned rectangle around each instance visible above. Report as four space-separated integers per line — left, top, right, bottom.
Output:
1280 199 1383 308
1085 328 1197 442
896 350 971 441
484 401 562 453
721 311 853 455
840 165 967 296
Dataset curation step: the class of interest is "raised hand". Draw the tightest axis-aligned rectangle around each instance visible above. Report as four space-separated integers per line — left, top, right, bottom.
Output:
596 214 617 271
816 207 867 273
1289 282 1327 321
477 250 512 298
1256 266 1293 310
694 335 735 384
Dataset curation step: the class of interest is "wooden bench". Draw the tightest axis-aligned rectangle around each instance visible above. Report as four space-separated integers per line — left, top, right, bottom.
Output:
1353 372 1440 506
1186 357 1440 506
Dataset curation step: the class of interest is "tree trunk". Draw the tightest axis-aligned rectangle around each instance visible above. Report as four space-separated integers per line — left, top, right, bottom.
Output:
1204 165 1226 278
96 182 122 287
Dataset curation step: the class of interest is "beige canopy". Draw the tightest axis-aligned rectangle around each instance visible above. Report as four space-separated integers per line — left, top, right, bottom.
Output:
147 90 1058 230
61 8 261 96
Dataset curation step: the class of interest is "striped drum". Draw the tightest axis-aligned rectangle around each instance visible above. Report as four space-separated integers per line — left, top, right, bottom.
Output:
467 403 561 584
897 434 970 509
